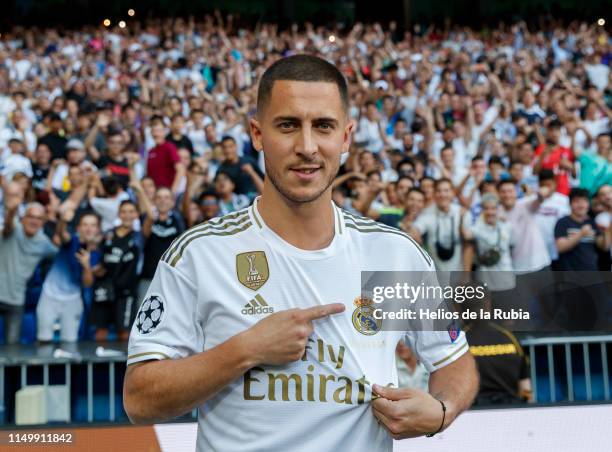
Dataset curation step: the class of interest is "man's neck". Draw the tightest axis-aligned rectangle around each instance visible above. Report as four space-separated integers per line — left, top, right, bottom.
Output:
257 187 335 251
570 213 587 223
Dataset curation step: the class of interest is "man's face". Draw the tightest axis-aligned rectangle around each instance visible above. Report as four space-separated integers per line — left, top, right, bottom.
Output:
200 196 219 219
548 127 561 145
539 178 556 196
596 135 611 157
77 215 100 242
405 191 424 215
221 139 238 162
396 178 413 201
394 121 406 137
21 206 45 237
570 196 590 218
35 144 51 165
151 124 166 144
472 159 486 178
67 148 85 165
434 181 454 209
107 135 125 156
119 203 138 227
68 166 84 187
155 188 174 213
250 80 352 204
441 148 454 167
498 183 517 208
205 124 217 143
171 117 184 134
215 173 235 195
598 185 612 209
482 201 498 224
509 163 523 181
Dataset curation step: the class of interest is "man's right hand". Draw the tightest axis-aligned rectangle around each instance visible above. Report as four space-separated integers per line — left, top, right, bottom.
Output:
242 303 346 366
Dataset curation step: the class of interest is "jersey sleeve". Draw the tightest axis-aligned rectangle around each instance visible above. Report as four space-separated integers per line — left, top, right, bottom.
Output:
402 256 469 373
127 259 203 366
404 329 469 373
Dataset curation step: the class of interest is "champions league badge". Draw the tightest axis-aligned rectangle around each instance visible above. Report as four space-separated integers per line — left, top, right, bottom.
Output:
135 294 165 335
352 296 382 336
447 319 461 343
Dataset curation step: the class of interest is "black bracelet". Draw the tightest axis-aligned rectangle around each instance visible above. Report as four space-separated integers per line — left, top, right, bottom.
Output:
426 399 446 438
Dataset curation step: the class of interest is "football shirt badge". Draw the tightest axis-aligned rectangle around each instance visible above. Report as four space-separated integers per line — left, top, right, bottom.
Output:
135 294 165 335
352 296 382 336
236 251 269 291
447 319 461 343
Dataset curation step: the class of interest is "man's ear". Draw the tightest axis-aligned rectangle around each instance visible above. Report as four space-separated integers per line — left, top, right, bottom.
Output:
341 119 355 154
249 117 263 153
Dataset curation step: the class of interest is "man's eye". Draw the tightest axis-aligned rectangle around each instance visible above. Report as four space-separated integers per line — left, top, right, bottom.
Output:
318 123 333 130
279 122 295 129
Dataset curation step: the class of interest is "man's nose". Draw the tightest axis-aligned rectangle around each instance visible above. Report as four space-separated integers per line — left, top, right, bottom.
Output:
295 126 317 157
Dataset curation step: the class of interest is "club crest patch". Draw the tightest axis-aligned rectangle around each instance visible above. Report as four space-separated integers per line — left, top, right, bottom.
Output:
352 296 382 336
447 319 461 343
135 294 165 335
236 251 269 291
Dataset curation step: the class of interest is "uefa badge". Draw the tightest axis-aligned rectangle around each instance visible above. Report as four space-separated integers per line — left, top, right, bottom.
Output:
447 319 461 343
351 296 382 336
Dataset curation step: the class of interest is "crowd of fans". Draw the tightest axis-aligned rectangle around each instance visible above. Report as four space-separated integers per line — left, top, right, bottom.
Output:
0 14 610 373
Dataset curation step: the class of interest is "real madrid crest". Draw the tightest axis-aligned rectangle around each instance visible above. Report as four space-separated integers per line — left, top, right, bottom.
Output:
352 296 382 336
236 251 269 291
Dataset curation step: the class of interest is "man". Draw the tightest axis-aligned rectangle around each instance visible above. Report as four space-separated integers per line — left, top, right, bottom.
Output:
217 135 264 198
166 114 194 155
0 137 32 181
133 182 185 305
36 208 101 343
124 55 477 451
146 122 183 190
536 170 570 269
555 188 610 271
533 120 574 195
38 113 67 161
413 178 474 271
498 179 550 273
0 185 57 344
92 200 141 341
94 131 131 189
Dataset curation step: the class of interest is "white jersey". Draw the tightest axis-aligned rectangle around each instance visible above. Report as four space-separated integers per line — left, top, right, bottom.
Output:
127 199 468 452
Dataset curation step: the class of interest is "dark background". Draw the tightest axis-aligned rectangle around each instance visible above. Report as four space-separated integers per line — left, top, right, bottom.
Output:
2 0 610 31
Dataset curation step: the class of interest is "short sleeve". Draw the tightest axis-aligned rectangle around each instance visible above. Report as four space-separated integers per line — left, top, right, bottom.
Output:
127 260 203 365
404 329 469 373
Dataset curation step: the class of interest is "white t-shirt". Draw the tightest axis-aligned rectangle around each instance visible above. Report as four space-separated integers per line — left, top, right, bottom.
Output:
500 195 551 273
414 204 472 272
536 193 570 261
471 218 515 291
128 200 468 452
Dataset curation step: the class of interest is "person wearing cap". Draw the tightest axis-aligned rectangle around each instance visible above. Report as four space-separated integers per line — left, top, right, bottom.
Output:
471 193 516 294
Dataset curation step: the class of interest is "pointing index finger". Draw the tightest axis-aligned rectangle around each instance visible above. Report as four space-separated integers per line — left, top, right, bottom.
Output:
302 303 346 321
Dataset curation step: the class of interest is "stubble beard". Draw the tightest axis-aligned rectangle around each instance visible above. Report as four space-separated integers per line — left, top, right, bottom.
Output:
264 155 339 205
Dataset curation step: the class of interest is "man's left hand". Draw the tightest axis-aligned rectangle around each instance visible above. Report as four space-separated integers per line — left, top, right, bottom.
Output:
371 384 447 440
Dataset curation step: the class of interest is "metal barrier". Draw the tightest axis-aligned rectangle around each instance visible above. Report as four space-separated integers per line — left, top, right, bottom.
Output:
1 336 611 425
520 334 612 403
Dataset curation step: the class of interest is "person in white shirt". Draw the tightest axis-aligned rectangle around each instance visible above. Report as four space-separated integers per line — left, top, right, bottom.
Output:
498 179 554 323
354 101 385 153
535 170 570 268
124 55 477 452
413 178 474 272
470 193 516 293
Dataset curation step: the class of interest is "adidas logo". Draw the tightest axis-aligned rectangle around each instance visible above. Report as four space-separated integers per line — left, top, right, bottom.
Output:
242 294 274 315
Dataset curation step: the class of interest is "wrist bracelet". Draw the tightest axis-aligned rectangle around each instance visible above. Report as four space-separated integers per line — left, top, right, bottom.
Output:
426 399 446 438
